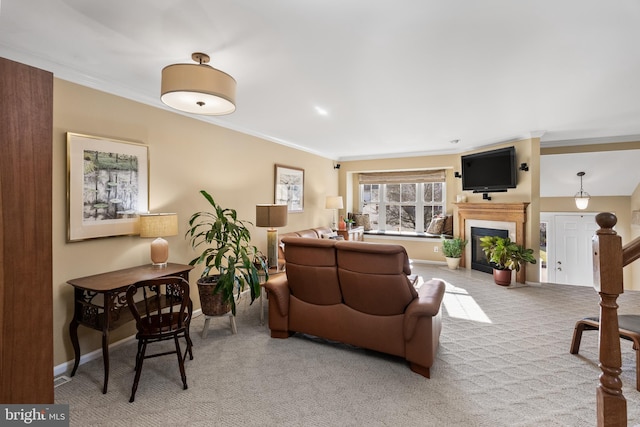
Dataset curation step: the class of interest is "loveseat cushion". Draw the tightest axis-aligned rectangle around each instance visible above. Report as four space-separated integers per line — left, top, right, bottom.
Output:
335 241 417 316
282 237 342 305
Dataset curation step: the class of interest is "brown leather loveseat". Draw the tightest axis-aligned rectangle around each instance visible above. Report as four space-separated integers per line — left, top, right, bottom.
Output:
264 237 446 378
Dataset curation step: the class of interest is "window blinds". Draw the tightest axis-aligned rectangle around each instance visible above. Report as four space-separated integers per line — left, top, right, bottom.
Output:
357 169 446 184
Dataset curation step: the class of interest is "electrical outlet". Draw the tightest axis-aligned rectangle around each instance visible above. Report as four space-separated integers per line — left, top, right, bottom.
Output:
433 246 439 252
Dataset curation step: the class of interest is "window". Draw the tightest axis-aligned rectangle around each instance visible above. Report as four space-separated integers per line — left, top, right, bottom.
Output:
359 170 446 234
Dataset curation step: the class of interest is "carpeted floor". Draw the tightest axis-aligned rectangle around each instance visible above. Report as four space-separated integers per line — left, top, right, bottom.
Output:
55 264 640 426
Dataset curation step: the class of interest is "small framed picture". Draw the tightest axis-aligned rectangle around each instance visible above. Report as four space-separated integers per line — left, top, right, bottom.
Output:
274 164 304 213
67 133 149 241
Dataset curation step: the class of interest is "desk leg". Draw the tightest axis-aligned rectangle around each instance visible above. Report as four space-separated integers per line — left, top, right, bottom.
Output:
69 319 81 376
101 331 109 394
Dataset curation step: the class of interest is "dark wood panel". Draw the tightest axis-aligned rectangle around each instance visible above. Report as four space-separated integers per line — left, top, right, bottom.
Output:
0 57 54 403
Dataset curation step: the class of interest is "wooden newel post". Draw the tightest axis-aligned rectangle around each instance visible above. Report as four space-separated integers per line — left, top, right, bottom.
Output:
592 212 626 427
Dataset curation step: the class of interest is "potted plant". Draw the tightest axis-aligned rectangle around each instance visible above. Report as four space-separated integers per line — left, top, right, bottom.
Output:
344 217 355 230
479 235 536 286
441 237 467 270
186 190 267 316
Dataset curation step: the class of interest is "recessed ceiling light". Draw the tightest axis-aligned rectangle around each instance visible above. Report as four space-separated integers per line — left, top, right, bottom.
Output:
315 106 329 116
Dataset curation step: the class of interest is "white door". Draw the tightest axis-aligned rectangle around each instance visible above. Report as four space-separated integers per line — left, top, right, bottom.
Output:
553 214 598 286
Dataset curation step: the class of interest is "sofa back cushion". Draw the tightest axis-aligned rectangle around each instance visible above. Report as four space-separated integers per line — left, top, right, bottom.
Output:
335 241 417 316
282 237 342 305
278 227 335 260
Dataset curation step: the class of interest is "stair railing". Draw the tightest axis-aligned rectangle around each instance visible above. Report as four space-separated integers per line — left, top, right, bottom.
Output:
592 212 640 426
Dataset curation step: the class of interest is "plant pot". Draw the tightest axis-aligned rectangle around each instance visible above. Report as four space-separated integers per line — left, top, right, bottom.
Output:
492 268 513 286
445 257 461 270
197 276 231 316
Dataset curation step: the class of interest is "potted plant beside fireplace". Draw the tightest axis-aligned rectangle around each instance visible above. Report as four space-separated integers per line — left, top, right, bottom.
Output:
441 237 467 270
479 235 536 286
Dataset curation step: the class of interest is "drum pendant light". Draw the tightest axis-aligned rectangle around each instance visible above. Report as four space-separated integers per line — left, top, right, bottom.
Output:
161 52 236 115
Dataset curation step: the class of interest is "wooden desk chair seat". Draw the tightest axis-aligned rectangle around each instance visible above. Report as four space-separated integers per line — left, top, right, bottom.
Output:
570 315 640 391
126 276 193 402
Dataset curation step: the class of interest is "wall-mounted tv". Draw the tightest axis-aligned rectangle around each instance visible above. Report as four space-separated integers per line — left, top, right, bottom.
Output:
461 146 517 192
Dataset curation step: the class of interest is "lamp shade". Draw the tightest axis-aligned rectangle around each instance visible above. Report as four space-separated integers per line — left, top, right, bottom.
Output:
256 204 288 228
161 53 236 116
139 213 178 238
574 196 590 210
574 171 590 210
325 196 344 210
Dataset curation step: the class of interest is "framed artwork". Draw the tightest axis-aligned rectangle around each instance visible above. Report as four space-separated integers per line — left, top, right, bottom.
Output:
67 133 149 241
274 164 304 212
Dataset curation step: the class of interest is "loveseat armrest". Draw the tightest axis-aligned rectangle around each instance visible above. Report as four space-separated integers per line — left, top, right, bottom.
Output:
263 273 291 338
403 279 446 340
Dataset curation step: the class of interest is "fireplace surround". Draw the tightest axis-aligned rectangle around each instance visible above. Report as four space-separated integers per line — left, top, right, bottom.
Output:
456 202 529 283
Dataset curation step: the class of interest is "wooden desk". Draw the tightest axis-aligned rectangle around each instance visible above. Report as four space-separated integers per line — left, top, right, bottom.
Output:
67 263 194 394
336 226 364 241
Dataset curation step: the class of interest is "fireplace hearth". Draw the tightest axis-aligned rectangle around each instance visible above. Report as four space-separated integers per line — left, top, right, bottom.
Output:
470 227 509 273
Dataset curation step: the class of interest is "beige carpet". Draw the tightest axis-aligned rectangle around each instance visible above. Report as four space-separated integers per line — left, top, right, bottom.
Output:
55 264 640 426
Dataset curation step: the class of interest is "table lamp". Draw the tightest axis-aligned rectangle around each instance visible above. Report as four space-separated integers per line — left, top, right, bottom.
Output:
325 196 344 230
255 204 288 269
139 213 178 268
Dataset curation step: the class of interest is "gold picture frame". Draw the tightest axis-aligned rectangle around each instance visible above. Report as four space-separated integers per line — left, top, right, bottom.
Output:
67 132 149 241
274 164 304 213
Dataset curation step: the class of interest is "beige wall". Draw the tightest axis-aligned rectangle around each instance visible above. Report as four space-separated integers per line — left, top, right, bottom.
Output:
53 80 337 366
338 139 540 282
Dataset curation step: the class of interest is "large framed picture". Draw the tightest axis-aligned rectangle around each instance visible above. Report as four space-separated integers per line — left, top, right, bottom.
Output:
274 164 304 213
67 133 149 241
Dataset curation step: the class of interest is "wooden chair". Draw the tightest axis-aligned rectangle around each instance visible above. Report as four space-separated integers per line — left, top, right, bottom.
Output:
570 315 640 392
126 276 193 402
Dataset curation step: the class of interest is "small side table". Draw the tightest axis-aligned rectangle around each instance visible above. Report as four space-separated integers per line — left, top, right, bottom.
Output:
67 263 193 394
336 226 364 241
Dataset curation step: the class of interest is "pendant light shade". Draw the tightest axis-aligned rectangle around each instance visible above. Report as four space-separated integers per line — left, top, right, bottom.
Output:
161 52 236 115
574 171 590 210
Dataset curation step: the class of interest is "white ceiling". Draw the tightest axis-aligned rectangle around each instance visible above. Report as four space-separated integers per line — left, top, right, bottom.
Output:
1 0 639 196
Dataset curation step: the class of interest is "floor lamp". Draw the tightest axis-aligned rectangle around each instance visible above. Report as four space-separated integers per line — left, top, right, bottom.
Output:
256 204 288 269
325 196 343 230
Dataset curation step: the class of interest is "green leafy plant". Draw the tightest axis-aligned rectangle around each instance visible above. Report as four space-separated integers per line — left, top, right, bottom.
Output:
185 190 266 315
479 235 536 271
441 237 467 258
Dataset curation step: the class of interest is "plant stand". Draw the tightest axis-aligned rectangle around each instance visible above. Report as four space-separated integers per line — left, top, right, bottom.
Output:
201 313 237 338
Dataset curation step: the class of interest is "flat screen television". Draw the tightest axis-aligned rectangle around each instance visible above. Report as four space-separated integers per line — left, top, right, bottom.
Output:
461 146 517 192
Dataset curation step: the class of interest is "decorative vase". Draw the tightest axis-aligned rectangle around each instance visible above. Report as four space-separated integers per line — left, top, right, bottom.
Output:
445 257 461 270
197 276 231 316
492 268 513 286
338 215 346 230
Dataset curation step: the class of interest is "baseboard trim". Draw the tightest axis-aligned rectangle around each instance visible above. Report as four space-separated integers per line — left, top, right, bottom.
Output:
410 259 446 266
54 308 203 376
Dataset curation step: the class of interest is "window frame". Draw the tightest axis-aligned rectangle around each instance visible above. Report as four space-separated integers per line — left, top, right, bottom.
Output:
360 180 446 234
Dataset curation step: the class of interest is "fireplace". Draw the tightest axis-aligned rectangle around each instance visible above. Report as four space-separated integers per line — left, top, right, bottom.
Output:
456 202 529 284
470 227 509 273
